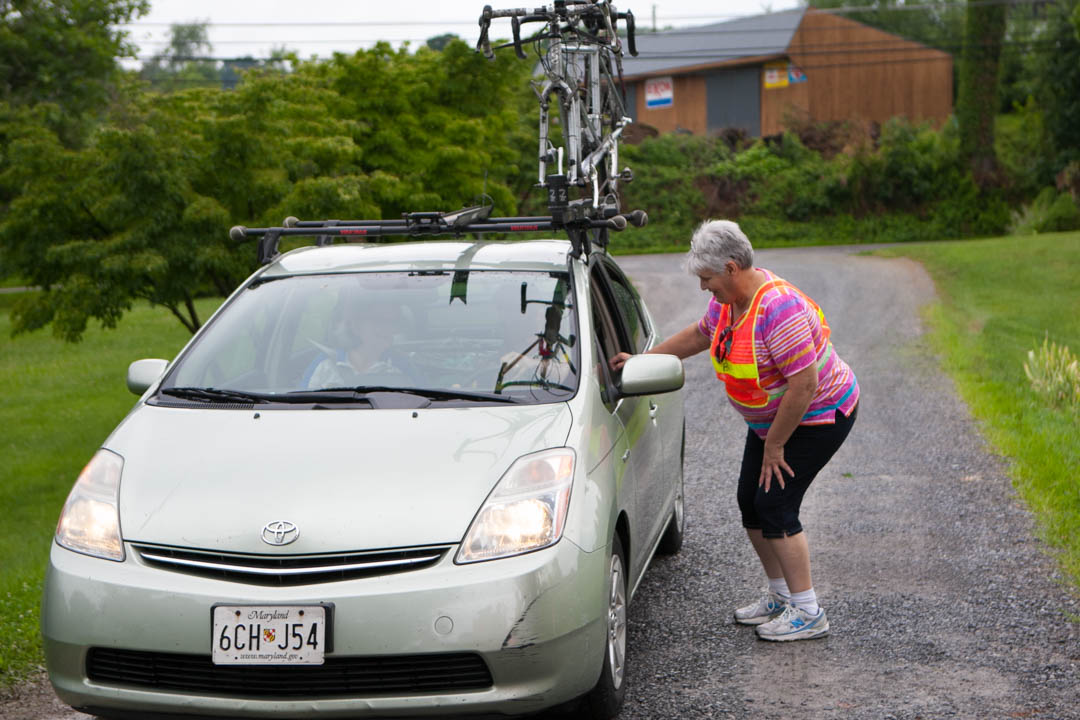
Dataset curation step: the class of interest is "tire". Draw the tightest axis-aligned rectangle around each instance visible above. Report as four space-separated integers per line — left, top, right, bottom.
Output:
576 534 628 720
658 428 686 555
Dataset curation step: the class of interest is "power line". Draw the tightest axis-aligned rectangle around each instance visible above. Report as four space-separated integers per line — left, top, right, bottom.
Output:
116 0 1047 30
129 34 1059 61
128 40 1060 65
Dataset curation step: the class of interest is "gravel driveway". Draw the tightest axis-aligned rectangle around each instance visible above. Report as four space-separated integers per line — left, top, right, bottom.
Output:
612 247 1079 719
4 247 1077 719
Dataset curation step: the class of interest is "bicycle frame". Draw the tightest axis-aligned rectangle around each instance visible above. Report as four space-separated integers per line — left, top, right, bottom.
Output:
478 1 638 220
537 41 629 195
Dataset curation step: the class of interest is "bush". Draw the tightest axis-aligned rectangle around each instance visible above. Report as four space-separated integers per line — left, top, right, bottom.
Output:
1009 186 1080 235
845 118 962 214
996 98 1055 197
1024 334 1080 409
613 114 1048 253
928 174 1012 239
619 134 731 248
713 133 848 221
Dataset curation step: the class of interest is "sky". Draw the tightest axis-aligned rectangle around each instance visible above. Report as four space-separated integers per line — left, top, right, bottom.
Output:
122 0 804 63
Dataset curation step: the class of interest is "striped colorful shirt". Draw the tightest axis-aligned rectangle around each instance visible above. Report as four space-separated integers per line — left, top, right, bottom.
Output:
698 269 859 437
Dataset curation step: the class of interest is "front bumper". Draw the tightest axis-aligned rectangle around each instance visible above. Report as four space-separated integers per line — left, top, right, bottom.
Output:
42 538 608 718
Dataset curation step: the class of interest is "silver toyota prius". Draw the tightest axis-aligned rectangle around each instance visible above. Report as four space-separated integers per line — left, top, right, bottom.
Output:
42 238 686 719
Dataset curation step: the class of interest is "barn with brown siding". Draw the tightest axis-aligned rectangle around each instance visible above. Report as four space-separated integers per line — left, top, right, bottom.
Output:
620 7 953 137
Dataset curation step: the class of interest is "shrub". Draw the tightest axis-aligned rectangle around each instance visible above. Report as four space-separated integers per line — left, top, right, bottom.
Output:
614 114 1046 252
1009 186 1080 235
996 98 1055 197
929 173 1011 239
619 134 730 245
1024 334 1080 409
845 117 963 215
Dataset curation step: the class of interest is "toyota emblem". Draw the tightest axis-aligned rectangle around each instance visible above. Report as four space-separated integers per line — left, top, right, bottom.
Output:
261 521 299 546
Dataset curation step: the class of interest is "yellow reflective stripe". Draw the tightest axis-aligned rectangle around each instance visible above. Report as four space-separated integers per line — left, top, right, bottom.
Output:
714 358 759 379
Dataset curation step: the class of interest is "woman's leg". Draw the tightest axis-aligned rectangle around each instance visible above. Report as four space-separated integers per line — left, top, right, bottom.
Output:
745 527 783 580
766 531 811 593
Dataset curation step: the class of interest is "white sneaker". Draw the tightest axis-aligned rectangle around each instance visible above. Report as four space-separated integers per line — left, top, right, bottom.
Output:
733 591 787 625
756 603 829 641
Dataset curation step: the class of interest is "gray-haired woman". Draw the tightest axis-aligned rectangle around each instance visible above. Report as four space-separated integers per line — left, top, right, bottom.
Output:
610 219 859 641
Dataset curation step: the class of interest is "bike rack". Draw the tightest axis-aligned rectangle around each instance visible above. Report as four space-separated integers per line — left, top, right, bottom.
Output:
232 200 648 266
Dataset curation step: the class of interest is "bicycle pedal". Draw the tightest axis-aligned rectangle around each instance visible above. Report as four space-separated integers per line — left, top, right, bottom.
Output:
620 167 634 183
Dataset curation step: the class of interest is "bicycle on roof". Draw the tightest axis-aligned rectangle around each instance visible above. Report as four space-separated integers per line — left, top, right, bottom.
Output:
231 0 647 264
477 0 639 224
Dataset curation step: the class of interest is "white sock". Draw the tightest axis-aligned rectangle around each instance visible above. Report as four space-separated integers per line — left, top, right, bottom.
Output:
767 576 790 599
789 588 820 615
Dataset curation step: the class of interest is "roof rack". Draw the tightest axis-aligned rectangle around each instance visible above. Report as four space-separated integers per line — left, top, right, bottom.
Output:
231 197 648 266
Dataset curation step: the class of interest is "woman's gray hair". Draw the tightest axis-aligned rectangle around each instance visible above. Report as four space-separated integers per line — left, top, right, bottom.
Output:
684 219 754 275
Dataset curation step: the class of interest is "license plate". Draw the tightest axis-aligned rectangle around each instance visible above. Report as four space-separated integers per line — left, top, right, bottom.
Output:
212 604 328 665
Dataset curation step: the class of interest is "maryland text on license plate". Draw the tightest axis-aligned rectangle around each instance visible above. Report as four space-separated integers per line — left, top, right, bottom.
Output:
212 604 327 665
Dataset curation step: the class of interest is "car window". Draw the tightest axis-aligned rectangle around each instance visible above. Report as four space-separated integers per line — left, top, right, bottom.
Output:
600 259 650 354
161 270 580 406
590 282 620 407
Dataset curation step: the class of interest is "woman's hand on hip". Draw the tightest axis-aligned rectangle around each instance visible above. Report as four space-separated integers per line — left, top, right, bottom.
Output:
759 441 793 493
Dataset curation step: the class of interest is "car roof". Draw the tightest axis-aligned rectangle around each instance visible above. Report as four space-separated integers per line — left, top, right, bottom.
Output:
260 240 577 278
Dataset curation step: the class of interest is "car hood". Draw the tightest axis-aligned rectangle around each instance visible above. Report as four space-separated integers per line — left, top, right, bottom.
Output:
108 403 572 554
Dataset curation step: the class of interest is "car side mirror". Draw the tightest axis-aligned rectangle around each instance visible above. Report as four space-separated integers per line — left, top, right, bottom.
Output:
127 359 169 395
619 354 684 397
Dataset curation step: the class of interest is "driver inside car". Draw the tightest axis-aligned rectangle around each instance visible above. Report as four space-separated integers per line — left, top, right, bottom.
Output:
304 294 407 389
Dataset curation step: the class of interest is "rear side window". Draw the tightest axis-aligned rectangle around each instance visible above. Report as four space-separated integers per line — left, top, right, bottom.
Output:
600 260 650 354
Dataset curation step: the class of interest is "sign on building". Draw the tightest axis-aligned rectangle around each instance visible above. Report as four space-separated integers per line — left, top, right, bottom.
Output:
764 62 789 89
645 76 674 108
765 62 807 90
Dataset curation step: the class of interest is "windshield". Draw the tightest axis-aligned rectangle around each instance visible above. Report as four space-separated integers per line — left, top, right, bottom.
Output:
159 269 579 407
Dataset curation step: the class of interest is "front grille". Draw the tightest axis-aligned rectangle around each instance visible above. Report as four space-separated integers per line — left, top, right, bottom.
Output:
132 543 450 586
86 648 493 697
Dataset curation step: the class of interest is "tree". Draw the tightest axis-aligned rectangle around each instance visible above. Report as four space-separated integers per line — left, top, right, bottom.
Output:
0 0 148 138
425 33 459 52
139 23 220 92
956 0 1007 186
0 39 537 341
1032 0 1080 171
808 0 966 53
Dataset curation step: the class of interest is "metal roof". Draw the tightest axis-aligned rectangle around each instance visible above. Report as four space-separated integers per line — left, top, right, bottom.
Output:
621 7 807 78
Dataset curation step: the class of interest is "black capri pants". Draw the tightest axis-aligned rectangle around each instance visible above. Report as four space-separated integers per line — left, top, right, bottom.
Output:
737 405 858 538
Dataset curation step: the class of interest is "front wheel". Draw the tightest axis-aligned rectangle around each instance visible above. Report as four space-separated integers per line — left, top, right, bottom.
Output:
576 534 628 720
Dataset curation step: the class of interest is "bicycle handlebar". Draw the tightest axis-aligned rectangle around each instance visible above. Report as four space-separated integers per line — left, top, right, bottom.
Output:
622 9 636 56
478 1 635 59
482 1 609 20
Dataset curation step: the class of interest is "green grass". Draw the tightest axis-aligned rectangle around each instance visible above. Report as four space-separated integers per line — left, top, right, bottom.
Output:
877 232 1080 587
0 298 221 690
0 289 32 314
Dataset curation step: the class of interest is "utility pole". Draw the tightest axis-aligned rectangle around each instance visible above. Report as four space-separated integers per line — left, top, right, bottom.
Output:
652 4 657 31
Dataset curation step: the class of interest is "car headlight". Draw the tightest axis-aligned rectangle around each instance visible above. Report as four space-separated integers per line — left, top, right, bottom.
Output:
456 448 574 564
55 449 125 562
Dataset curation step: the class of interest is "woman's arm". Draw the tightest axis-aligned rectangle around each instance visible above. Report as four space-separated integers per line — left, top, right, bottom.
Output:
608 322 710 371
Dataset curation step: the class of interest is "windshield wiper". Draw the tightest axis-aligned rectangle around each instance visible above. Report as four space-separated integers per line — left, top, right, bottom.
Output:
160 387 272 404
297 386 520 404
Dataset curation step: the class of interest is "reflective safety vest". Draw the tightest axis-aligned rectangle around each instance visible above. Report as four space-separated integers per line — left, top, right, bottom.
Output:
710 278 830 410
